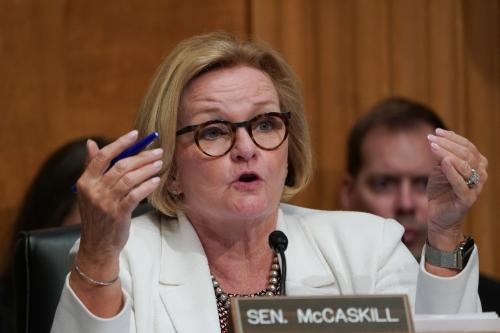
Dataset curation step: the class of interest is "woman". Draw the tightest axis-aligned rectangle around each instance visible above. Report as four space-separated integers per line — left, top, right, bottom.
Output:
51 32 487 332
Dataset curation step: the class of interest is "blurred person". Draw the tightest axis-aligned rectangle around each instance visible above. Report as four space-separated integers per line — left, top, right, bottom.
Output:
14 137 111 232
340 96 500 313
1 137 110 332
51 33 487 332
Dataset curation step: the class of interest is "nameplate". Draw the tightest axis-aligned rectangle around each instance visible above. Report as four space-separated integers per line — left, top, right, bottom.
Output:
230 294 414 333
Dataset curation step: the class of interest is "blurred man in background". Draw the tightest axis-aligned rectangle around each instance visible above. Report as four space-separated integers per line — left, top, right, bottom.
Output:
340 97 500 313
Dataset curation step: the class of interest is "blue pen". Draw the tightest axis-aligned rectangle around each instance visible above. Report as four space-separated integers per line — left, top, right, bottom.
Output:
72 131 159 192
107 131 159 171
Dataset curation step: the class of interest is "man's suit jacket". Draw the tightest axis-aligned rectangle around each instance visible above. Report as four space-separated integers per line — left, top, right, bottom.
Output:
51 204 480 333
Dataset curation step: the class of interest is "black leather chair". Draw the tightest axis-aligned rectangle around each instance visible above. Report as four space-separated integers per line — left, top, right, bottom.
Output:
12 201 153 333
13 224 81 333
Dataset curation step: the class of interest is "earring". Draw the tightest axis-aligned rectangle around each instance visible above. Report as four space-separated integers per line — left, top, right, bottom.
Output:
169 188 183 201
167 170 180 198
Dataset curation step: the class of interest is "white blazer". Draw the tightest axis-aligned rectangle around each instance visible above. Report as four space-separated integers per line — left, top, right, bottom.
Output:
51 204 480 333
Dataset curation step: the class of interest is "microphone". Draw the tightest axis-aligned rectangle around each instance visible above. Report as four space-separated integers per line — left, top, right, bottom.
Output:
268 230 288 296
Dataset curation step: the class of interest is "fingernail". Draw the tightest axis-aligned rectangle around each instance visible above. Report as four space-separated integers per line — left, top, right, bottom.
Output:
153 160 163 168
427 134 437 141
151 177 161 184
152 148 163 156
435 128 446 135
430 142 440 150
128 130 138 138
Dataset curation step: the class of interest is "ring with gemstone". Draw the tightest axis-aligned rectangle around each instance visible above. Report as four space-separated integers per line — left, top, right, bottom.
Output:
466 168 480 188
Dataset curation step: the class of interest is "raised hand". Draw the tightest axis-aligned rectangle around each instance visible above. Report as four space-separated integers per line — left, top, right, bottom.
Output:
426 128 488 251
76 131 162 264
70 130 163 316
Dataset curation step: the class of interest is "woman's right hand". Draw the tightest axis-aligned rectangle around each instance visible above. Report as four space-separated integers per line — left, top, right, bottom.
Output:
74 130 163 283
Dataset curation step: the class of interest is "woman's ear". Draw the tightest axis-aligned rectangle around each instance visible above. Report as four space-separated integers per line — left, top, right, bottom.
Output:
167 168 182 196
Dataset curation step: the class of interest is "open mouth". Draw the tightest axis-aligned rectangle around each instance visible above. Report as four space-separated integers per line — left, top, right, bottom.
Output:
238 173 259 182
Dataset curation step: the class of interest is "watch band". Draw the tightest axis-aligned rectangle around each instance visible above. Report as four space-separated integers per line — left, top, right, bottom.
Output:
424 236 474 270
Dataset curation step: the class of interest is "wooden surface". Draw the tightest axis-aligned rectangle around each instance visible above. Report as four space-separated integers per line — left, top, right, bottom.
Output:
252 0 500 279
1 0 498 280
0 0 249 271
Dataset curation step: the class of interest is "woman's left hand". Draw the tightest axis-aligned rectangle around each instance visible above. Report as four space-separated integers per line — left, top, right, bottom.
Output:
426 128 488 249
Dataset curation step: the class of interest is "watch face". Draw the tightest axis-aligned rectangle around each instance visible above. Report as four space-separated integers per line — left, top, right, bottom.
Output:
460 236 474 264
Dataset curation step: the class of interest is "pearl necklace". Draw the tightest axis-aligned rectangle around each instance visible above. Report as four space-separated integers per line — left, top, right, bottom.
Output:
211 255 281 333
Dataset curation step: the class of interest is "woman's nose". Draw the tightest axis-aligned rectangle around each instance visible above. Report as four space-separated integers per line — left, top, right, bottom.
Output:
229 127 257 161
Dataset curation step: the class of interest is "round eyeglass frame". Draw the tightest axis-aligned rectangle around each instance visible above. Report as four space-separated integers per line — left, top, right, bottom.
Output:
176 111 291 157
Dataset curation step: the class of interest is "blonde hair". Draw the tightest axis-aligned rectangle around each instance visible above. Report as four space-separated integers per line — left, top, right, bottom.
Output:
135 32 312 217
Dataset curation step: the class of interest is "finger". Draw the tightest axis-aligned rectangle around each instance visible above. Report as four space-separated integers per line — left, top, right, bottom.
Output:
111 159 164 198
427 134 474 164
477 155 489 183
435 128 468 145
74 140 102 193
86 130 139 177
440 156 474 207
429 140 473 179
102 148 163 191
431 143 484 199
86 139 100 166
428 137 488 189
449 154 471 180
119 177 161 213
107 148 163 180
435 128 480 155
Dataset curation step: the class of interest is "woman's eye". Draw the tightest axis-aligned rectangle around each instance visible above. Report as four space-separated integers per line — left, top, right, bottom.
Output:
254 118 280 132
198 125 230 140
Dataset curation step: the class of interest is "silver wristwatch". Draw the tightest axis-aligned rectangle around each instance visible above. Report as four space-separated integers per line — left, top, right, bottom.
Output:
424 236 474 270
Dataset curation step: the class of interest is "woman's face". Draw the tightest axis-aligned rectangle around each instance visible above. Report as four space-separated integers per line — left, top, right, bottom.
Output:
172 65 288 226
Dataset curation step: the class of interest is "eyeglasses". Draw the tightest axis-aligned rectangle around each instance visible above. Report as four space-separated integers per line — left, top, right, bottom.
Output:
176 112 291 157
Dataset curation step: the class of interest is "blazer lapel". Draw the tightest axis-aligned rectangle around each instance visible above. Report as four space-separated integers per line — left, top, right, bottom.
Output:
277 207 340 296
158 213 220 332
